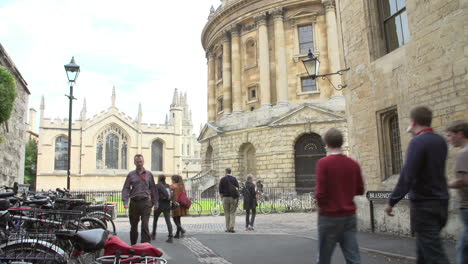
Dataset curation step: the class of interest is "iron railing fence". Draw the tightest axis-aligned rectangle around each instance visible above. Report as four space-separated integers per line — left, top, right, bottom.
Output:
70 187 316 216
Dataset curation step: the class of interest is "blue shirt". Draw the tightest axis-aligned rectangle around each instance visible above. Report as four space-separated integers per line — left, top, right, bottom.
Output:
389 131 449 207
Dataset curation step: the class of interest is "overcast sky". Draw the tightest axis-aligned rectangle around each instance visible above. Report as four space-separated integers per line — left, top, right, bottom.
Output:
0 0 221 134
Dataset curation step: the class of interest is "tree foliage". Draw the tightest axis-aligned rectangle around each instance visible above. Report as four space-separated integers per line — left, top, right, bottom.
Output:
24 139 38 187
0 66 17 124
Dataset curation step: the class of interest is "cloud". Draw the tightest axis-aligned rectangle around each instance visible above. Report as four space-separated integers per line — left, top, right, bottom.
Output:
0 0 221 133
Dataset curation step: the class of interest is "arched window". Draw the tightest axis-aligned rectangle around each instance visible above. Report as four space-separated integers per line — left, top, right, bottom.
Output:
152 140 163 171
96 124 128 170
245 39 257 68
54 136 68 170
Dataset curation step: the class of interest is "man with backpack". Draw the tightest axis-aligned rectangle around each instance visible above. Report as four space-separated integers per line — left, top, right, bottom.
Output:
219 168 239 233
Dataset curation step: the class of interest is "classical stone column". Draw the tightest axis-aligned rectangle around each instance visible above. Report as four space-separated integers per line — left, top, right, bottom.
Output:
272 8 288 105
256 12 271 107
207 51 216 121
231 25 242 113
323 0 342 97
222 31 232 114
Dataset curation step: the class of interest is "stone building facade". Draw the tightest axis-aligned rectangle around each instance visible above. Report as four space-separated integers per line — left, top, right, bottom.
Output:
36 88 201 190
0 43 30 186
197 0 348 191
338 0 466 237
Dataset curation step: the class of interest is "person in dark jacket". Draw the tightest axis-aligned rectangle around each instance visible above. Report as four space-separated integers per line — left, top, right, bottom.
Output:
385 106 450 264
243 175 257 230
151 175 173 243
219 168 239 233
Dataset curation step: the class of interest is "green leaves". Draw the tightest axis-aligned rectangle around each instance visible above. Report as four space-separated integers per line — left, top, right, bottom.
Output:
0 66 17 125
24 139 38 185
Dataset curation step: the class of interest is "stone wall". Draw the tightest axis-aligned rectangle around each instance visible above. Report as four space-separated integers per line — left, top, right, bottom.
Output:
199 104 348 187
0 44 29 186
339 0 467 237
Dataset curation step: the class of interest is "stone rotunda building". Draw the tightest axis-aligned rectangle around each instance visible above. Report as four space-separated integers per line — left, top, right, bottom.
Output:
196 0 348 192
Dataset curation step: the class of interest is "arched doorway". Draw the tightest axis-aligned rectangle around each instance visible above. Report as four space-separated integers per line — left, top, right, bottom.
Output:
239 143 256 181
294 133 326 191
205 145 213 171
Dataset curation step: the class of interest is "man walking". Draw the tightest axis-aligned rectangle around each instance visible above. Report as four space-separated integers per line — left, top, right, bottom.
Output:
315 128 364 264
446 120 468 264
219 168 239 233
385 106 450 264
122 154 157 245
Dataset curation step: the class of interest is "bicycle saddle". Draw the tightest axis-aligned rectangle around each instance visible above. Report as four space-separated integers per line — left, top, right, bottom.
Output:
56 229 109 252
55 198 88 205
22 199 49 206
0 192 15 198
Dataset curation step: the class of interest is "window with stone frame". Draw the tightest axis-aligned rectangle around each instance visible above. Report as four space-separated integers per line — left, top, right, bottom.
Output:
301 76 317 92
54 136 68 170
298 24 314 54
151 140 163 171
379 0 410 54
217 56 223 80
247 85 257 102
96 125 128 170
377 107 403 180
217 96 224 113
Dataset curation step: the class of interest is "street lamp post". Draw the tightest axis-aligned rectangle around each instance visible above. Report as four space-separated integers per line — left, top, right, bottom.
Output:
64 57 80 190
302 49 350 90
184 161 189 178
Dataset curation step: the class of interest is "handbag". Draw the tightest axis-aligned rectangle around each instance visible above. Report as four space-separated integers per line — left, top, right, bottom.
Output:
228 179 239 199
177 191 192 209
170 201 180 210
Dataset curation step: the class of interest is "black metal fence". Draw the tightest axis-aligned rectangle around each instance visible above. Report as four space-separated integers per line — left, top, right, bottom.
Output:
70 187 316 217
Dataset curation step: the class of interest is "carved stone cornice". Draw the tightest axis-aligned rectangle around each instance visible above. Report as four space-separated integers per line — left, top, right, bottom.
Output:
221 30 231 43
322 0 335 10
206 50 215 60
254 12 268 26
230 24 241 37
271 7 284 21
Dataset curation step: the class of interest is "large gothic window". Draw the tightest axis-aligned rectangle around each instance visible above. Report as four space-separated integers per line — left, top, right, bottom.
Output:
106 134 119 169
294 133 326 192
151 140 163 171
96 124 128 170
54 136 68 170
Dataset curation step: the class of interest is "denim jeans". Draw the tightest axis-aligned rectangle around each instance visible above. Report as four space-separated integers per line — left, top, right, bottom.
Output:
317 214 361 264
457 208 468 264
411 201 449 264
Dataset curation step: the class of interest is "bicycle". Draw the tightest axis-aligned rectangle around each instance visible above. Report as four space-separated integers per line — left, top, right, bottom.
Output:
256 192 272 214
188 198 202 217
210 198 222 216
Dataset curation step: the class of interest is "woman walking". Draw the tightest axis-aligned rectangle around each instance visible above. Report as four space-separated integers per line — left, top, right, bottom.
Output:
171 175 188 238
243 175 257 230
152 175 173 243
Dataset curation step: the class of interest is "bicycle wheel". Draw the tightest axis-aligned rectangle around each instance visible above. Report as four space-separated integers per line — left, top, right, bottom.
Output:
190 202 202 217
258 200 272 214
274 199 286 214
0 241 68 264
86 212 117 235
79 217 107 230
210 201 222 216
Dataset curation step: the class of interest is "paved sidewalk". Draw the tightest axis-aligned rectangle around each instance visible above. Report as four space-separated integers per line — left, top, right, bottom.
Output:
115 212 457 263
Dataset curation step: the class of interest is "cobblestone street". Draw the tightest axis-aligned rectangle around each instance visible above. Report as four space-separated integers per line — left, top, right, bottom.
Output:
113 212 448 264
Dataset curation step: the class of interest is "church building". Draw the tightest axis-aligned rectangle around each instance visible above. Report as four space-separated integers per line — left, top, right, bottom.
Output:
36 88 201 190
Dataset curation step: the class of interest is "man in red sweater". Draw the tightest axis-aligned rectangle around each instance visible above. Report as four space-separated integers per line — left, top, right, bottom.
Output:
315 128 365 264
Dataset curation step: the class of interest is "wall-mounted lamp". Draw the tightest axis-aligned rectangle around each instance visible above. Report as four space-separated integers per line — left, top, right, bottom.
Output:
302 50 350 90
